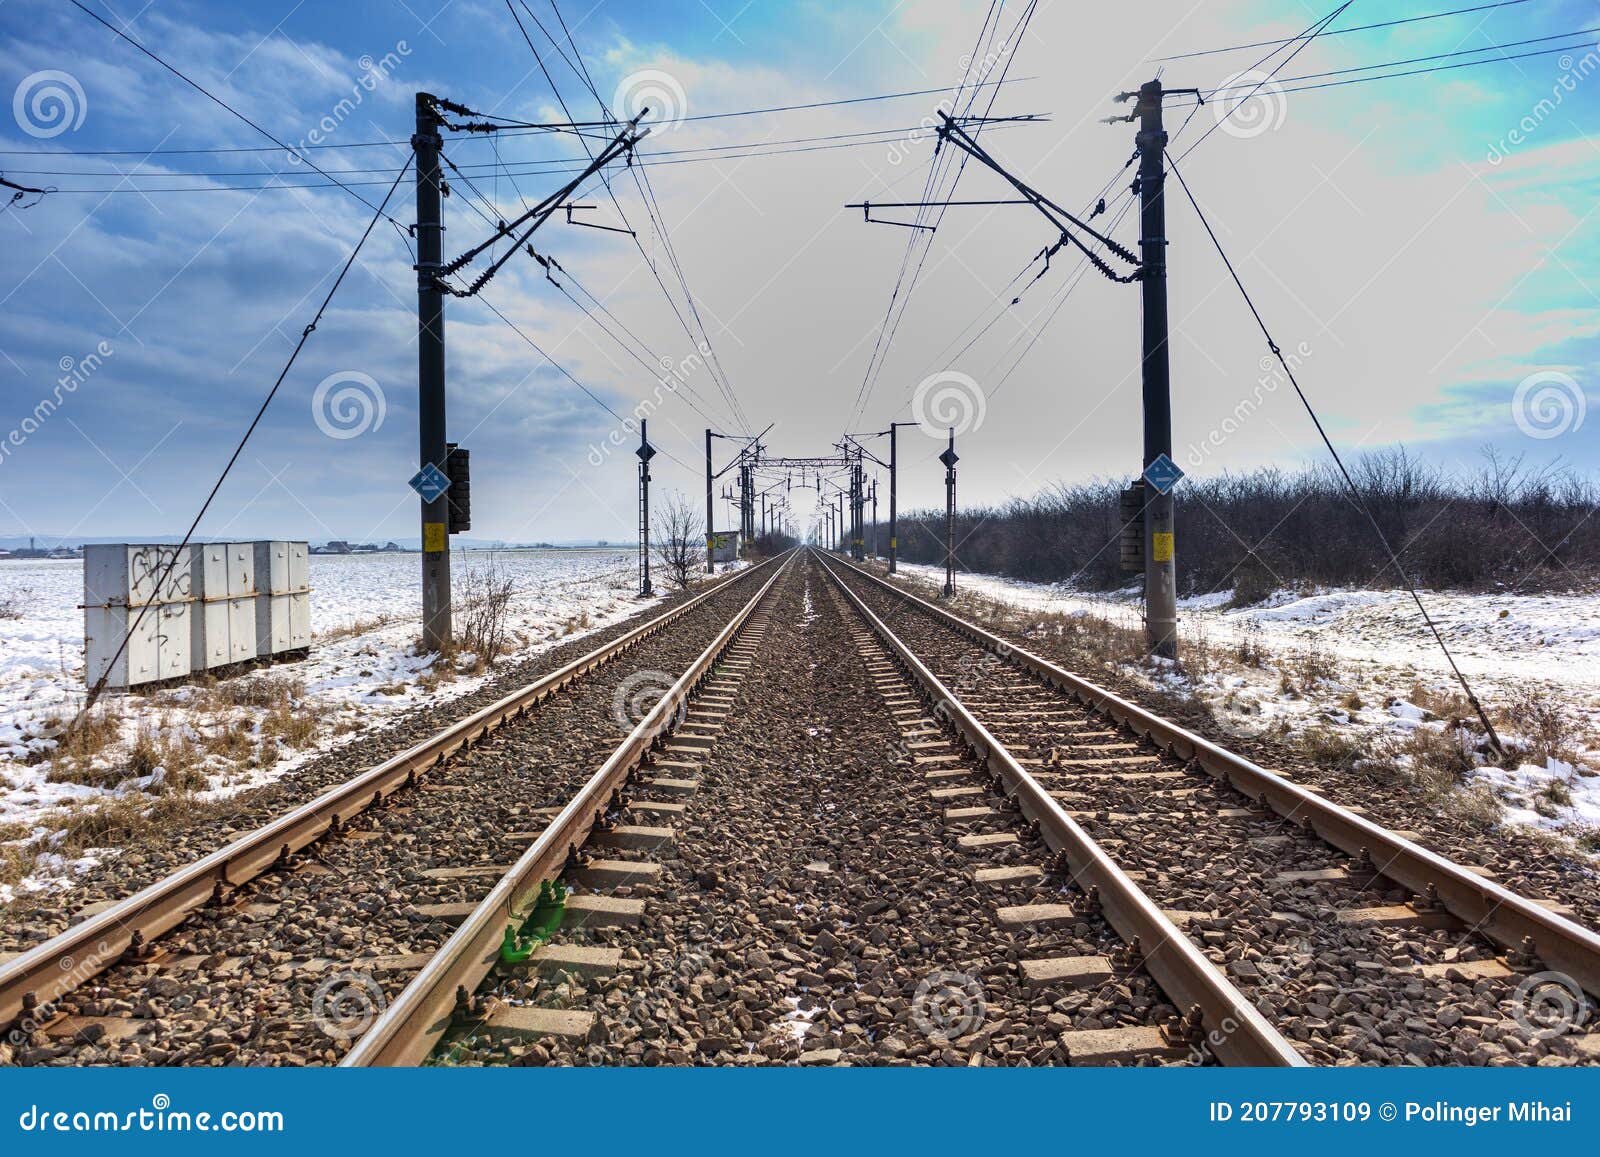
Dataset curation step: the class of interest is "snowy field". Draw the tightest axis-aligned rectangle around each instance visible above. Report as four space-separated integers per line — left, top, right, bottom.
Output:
0 548 651 900
898 561 1600 844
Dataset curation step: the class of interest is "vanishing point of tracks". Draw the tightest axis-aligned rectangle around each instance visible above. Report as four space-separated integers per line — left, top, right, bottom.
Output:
4 548 1598 1066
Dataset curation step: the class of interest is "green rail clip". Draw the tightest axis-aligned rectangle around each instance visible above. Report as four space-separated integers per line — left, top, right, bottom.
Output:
498 880 568 964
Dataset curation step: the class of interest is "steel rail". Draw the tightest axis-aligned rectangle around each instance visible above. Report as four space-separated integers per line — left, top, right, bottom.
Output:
831 554 1600 1001
342 553 796 1065
817 551 1306 1066
0 556 782 1029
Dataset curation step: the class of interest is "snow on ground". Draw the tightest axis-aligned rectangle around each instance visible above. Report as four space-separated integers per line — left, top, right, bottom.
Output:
896 561 1600 846
0 549 654 901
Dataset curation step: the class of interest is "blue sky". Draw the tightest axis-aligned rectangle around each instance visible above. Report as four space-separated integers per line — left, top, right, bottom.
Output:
0 0 1595 544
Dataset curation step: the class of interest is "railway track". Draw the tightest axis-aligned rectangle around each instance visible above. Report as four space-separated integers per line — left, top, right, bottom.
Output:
818 551 1600 1066
5 546 1596 1067
0 554 789 1066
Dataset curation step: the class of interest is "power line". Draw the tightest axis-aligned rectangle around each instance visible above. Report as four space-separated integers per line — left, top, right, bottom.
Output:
506 0 753 434
1162 147 1507 756
1173 37 1600 103
1199 26 1600 96
848 0 1040 432
32 128 1024 193
1174 3 1350 162
1155 0 1534 61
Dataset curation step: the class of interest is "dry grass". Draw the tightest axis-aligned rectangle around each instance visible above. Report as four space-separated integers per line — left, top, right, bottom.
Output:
201 718 255 763
205 673 305 711
1299 725 1366 768
0 821 34 892
42 705 126 785
1408 680 1471 721
317 611 400 644
1234 624 1267 669
455 557 518 667
1361 729 1502 831
262 704 317 748
1288 642 1339 689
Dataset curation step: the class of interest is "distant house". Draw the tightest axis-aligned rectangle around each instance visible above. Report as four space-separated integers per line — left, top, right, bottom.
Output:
314 541 353 555
381 542 404 552
0 549 12 559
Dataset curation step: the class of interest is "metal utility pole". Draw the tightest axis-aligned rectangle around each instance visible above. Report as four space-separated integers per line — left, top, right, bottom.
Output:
1135 79 1178 659
414 93 451 651
852 456 865 561
637 420 655 596
704 429 715 574
940 428 959 597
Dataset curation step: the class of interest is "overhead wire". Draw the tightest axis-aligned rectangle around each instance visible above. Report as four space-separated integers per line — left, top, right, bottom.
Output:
505 0 753 434
849 0 1041 433
1154 0 1534 61
0 79 1041 159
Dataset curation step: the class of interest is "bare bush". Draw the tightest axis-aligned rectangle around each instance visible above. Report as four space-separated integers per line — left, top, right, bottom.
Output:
456 555 518 667
653 492 705 590
1504 686 1582 764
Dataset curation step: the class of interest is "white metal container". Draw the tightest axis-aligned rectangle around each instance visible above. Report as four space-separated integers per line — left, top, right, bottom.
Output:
225 542 256 599
252 542 312 657
83 543 195 687
252 540 308 596
85 540 309 686
84 601 162 688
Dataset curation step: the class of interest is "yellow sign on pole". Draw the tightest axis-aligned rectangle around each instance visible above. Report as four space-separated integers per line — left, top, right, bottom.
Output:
1152 532 1174 563
423 522 447 552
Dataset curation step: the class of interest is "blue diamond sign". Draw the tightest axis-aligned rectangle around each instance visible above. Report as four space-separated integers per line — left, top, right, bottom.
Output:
408 462 452 504
1142 453 1185 495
